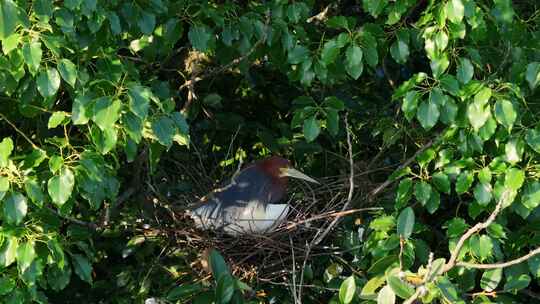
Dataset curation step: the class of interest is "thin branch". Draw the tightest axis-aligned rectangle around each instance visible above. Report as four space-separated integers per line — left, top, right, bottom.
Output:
284 207 383 230
443 190 510 273
457 246 540 269
0 113 39 149
180 10 271 112
47 207 98 230
312 115 355 245
368 137 436 201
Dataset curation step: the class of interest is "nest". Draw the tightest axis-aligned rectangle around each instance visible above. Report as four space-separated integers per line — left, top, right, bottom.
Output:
149 152 381 284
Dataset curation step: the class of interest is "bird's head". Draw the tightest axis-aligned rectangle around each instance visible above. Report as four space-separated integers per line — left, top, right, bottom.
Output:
259 156 319 184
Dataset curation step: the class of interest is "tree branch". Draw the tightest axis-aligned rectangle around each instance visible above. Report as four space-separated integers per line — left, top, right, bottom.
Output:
443 190 510 273
0 113 39 149
457 246 540 270
368 137 436 201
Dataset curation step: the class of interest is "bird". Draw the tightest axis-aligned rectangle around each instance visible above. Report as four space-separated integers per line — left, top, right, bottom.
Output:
187 156 319 236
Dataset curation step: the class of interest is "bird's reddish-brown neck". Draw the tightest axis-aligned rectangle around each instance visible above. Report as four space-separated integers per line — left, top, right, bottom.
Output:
258 156 289 187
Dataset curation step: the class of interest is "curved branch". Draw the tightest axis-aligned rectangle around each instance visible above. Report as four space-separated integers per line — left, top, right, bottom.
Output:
443 191 510 273
457 246 540 270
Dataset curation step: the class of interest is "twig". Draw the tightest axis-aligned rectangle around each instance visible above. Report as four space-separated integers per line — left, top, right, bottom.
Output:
443 190 510 273
311 115 355 245
47 207 98 230
290 236 300 304
403 289 422 304
284 207 382 230
456 246 540 269
297 115 355 302
368 137 436 201
0 113 39 149
180 10 271 112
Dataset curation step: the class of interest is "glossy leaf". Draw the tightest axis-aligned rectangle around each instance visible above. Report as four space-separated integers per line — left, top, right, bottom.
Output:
36 68 61 98
303 116 320 142
339 276 356 304
72 254 92 284
3 192 27 225
47 167 75 207
397 207 414 239
57 59 77 87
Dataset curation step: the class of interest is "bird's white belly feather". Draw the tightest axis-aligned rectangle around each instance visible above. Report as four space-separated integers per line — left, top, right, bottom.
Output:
190 201 289 236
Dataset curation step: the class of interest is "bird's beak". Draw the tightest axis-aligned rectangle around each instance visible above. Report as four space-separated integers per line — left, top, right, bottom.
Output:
281 167 319 184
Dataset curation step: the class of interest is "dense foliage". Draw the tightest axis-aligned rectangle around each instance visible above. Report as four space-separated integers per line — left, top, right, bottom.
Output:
0 0 540 303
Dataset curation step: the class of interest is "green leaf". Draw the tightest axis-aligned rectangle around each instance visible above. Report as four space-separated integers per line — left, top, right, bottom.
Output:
470 234 493 260
525 129 540 153
0 276 15 295
339 276 356 304
3 192 27 225
72 94 93 125
434 31 449 51
47 264 71 291
426 258 446 282
48 111 69 129
415 181 432 205
321 39 341 66
395 178 413 209
137 11 155 35
1 33 18 54
128 85 151 119
49 155 63 173
505 168 524 191
503 274 530 291
0 236 17 267
494 99 516 131
522 182 540 210
47 167 75 207
527 255 540 278
57 59 77 87
376 285 395 304
467 89 492 131
402 91 420 121
481 268 502 292
303 116 320 142
0 137 13 167
474 182 493 206
432 172 451 194
166 284 204 301
72 254 93 284
34 0 53 21
390 39 409 64
0 176 9 192
456 171 474 194
22 41 42 74
188 25 212 52
326 109 339 136
92 97 122 131
0 0 19 39
16 240 35 272
478 167 492 184
215 274 234 304
430 54 449 78
36 68 61 98
388 276 414 299
526 62 540 90
288 45 309 64
209 249 230 281
436 277 460 302
446 0 464 23
151 116 175 148
345 45 363 79
397 207 414 239
457 58 473 84
416 100 440 130
505 138 524 165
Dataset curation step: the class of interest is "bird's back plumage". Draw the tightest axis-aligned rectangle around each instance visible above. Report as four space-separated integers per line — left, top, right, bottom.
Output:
189 165 288 235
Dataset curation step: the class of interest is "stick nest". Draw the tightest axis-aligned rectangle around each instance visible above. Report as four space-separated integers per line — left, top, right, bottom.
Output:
150 153 379 283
